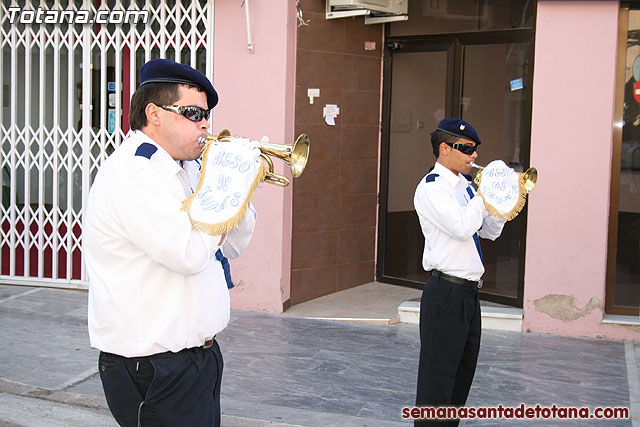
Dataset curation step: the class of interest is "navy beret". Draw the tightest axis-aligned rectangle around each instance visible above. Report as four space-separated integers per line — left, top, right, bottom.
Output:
139 59 219 110
436 118 481 145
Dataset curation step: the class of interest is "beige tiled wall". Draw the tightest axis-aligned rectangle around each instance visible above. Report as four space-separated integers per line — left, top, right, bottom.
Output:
291 0 382 304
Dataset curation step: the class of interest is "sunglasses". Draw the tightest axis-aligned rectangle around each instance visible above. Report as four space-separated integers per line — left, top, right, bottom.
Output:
160 104 211 122
445 141 478 155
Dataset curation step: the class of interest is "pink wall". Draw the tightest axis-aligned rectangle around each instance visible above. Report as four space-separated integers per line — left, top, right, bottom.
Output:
213 1 298 312
525 1 639 339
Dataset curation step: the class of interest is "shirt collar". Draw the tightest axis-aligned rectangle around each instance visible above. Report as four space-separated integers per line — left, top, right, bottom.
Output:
433 162 468 188
134 130 182 175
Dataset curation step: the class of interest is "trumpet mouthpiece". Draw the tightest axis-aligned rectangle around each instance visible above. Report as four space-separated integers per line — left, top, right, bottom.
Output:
197 136 207 144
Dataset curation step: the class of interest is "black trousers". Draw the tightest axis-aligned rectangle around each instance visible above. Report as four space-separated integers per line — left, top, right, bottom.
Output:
415 274 481 426
98 340 223 427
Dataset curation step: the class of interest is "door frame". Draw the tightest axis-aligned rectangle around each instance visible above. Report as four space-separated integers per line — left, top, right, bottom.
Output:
605 3 639 316
377 28 535 308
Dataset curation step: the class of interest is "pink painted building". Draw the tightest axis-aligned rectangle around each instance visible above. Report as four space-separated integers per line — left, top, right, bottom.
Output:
0 1 638 340
524 1 638 339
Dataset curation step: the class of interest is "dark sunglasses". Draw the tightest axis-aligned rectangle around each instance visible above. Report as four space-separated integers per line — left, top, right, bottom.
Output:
160 104 211 122
445 141 478 155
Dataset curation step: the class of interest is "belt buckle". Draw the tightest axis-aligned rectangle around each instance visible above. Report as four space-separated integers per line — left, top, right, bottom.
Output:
477 279 483 289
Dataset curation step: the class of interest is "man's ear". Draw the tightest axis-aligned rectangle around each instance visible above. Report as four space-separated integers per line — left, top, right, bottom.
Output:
145 103 161 127
439 142 449 156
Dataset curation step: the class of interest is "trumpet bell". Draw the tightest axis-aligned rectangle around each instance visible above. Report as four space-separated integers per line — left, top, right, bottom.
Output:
523 167 537 193
259 134 310 178
210 129 310 187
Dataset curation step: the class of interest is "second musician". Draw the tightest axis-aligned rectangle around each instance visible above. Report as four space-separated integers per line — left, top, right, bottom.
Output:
413 118 506 426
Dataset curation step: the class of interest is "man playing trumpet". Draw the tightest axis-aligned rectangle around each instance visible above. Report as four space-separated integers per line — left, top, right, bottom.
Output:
413 118 506 425
84 58 256 426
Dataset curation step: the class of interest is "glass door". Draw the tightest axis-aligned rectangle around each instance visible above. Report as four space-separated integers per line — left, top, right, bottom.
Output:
380 48 449 285
460 42 531 304
378 31 534 307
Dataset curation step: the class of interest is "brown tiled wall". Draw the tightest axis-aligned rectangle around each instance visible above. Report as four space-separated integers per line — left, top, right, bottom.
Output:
291 0 382 305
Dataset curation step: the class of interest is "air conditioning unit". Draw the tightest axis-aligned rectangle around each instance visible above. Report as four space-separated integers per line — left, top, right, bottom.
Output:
326 0 408 24
422 0 487 21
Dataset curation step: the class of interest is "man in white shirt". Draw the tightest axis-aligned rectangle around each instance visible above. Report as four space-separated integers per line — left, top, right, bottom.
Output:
413 118 505 426
84 59 256 427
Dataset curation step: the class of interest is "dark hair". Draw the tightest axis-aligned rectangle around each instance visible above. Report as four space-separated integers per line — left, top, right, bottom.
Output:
430 129 458 159
129 83 182 131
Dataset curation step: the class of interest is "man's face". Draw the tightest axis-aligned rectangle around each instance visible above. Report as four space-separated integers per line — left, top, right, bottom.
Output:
440 137 478 175
158 86 210 161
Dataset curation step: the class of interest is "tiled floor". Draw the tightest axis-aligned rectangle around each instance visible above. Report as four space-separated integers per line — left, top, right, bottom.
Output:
220 310 636 426
0 284 637 426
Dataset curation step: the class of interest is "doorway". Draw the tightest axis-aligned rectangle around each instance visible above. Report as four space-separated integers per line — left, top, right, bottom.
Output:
377 29 534 307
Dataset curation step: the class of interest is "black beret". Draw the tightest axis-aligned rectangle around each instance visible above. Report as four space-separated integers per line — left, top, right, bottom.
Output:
139 59 219 110
436 118 481 145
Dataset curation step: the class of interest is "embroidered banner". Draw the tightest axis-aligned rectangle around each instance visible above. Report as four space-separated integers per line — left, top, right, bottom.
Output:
475 160 527 221
181 134 267 235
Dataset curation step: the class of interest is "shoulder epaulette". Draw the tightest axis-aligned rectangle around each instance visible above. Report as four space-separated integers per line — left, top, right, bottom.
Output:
425 173 439 183
135 143 158 159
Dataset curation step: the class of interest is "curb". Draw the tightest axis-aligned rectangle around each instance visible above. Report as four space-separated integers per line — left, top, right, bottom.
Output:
0 378 303 427
0 377 107 409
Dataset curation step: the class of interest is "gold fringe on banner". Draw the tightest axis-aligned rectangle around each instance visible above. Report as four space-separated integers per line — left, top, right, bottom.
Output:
181 139 269 236
475 169 529 222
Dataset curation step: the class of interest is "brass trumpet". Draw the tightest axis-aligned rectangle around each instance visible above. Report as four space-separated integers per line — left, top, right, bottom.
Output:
469 161 538 221
206 129 310 187
471 162 538 193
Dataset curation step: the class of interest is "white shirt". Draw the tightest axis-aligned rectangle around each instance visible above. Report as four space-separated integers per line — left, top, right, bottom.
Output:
414 161 505 281
84 130 256 357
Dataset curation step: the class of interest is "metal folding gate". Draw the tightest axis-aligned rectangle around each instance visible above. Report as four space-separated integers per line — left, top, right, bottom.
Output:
0 0 214 288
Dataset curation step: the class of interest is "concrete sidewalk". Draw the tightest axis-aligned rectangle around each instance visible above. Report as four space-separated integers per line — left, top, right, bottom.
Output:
0 284 638 426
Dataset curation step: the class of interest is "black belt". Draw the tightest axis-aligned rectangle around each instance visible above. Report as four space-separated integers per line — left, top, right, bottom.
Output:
431 270 483 289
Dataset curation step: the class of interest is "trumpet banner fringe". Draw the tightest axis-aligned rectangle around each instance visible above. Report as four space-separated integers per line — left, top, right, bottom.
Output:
475 169 528 222
181 138 269 236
